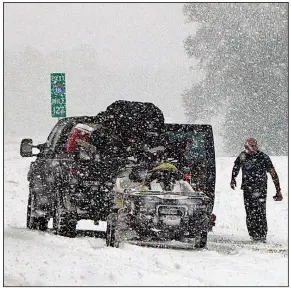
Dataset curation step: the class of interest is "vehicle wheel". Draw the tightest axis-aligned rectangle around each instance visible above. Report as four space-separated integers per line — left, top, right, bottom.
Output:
53 192 77 238
106 213 119 247
195 231 208 248
26 190 48 231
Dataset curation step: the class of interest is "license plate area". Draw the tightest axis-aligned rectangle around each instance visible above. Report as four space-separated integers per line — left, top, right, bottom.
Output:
157 205 186 217
163 215 180 221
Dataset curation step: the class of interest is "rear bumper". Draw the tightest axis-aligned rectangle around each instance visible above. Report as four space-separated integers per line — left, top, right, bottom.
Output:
127 211 213 238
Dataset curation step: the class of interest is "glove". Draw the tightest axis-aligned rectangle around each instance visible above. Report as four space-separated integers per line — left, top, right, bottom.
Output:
230 178 236 190
273 189 283 201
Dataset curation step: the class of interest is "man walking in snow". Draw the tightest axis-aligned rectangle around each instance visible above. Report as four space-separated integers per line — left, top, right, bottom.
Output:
230 138 283 242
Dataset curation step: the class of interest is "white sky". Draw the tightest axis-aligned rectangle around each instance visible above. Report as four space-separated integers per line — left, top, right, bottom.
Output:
4 3 200 137
5 3 194 68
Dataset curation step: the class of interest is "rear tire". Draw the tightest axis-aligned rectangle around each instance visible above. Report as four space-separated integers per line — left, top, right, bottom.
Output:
26 190 48 231
53 192 77 238
195 231 208 248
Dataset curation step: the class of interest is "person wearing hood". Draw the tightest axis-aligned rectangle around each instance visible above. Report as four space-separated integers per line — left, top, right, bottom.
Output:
230 138 283 242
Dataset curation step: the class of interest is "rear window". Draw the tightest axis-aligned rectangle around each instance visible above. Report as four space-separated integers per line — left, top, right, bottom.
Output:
165 131 207 162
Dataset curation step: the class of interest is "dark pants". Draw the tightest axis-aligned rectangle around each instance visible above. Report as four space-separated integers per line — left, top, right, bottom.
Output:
243 188 267 239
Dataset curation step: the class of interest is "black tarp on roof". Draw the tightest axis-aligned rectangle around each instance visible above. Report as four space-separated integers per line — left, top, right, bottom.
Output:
97 100 165 140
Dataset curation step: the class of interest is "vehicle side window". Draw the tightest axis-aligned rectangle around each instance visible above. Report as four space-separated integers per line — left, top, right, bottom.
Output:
54 123 75 153
45 122 67 152
51 127 65 150
47 123 63 147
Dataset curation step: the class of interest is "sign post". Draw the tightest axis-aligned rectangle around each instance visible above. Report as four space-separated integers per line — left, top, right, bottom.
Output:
51 73 66 119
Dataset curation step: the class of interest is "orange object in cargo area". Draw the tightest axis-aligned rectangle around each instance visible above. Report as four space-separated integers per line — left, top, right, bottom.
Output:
66 123 95 153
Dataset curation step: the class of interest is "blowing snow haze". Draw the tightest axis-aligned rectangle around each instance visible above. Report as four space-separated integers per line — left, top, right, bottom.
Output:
182 3 288 156
4 3 288 156
4 3 197 136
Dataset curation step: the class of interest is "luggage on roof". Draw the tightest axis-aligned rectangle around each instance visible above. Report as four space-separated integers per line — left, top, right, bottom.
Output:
97 100 165 140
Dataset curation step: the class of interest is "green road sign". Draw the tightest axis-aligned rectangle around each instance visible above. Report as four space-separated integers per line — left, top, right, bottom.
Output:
51 73 66 118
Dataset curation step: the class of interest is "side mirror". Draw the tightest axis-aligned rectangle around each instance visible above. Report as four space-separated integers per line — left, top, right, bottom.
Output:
20 139 33 157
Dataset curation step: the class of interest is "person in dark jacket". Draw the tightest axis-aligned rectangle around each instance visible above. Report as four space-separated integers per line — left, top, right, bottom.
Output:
230 138 283 242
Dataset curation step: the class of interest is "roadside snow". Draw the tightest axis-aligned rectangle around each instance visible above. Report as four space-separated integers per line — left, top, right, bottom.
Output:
4 141 288 286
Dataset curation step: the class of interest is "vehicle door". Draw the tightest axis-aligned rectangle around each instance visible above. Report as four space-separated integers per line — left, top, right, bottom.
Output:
164 124 216 211
28 121 70 193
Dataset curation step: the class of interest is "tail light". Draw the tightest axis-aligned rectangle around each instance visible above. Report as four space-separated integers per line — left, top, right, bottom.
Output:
184 173 191 182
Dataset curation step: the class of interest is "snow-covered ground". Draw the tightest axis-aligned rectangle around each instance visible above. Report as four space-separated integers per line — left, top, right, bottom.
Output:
4 137 288 286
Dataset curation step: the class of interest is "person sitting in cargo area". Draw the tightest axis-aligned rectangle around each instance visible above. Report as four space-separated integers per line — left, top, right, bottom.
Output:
144 163 184 192
124 163 181 192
